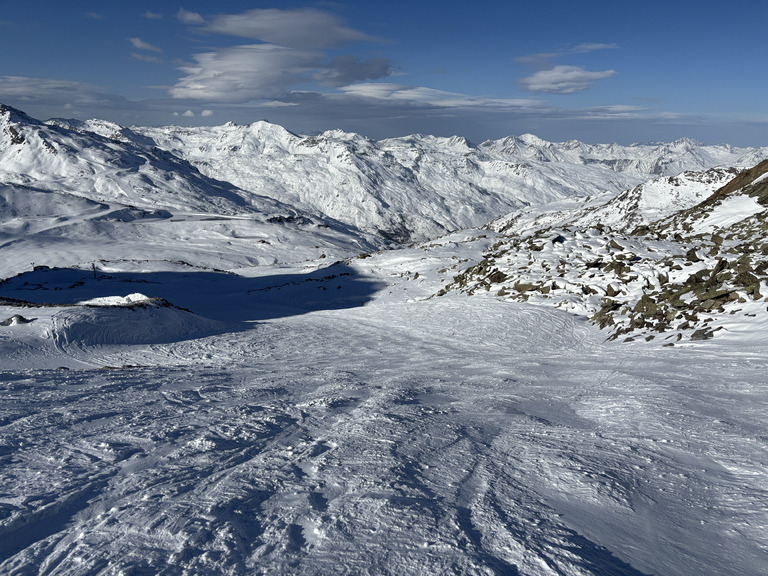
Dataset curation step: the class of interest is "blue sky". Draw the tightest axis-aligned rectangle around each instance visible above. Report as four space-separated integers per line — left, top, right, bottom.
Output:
1 0 766 145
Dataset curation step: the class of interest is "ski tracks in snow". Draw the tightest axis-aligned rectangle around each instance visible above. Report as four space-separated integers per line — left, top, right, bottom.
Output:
1 297 767 574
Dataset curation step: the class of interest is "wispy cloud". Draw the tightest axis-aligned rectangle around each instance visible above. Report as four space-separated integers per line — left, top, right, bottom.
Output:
128 37 162 53
0 76 140 119
131 53 162 64
143 11 163 20
516 43 618 70
339 84 545 110
572 104 647 120
259 100 300 108
572 43 619 54
198 8 374 49
177 8 204 25
0 76 121 105
171 7 391 101
85 12 104 20
518 66 616 94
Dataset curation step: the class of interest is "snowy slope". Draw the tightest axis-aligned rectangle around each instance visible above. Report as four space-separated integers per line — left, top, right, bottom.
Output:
491 166 741 236
448 160 768 344
134 122 767 243
2 103 768 575
1 233 768 575
0 105 383 278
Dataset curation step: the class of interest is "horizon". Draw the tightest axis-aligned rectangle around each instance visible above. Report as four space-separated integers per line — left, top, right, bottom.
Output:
1 1 767 147
3 100 751 149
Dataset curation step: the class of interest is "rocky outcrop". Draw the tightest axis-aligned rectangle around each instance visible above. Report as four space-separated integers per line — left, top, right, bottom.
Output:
439 160 768 343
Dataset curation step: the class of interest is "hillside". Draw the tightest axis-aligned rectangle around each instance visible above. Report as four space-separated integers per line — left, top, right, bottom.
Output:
135 124 766 243
442 161 768 343
0 104 383 277
2 104 768 576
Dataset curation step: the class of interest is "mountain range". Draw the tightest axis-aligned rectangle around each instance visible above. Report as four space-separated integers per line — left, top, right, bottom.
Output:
2 103 768 575
3 102 768 343
5 103 766 247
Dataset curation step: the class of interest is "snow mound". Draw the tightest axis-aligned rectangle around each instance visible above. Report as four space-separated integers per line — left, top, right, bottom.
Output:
1 313 31 326
51 298 226 348
78 293 152 307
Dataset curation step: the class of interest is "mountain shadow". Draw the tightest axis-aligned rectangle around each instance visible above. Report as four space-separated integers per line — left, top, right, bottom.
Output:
0 261 384 323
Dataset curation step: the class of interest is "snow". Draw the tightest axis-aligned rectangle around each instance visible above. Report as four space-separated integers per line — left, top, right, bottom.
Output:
2 104 768 575
2 238 768 575
696 194 764 233
77 293 151 306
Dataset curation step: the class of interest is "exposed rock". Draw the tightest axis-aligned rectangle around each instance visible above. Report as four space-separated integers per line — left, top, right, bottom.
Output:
1 314 32 326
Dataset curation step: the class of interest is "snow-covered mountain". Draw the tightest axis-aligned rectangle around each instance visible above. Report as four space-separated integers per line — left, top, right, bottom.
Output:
444 160 768 343
135 122 766 242
0 104 384 276
5 103 766 248
3 103 768 575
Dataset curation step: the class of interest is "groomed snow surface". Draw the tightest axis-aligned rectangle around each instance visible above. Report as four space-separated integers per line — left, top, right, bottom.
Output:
1 234 767 576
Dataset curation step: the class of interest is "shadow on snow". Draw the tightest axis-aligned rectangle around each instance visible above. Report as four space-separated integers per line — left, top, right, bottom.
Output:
0 261 385 323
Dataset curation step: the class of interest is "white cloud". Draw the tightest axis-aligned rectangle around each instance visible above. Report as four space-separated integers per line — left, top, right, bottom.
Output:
85 12 104 20
518 66 616 94
170 47 393 101
144 11 163 20
202 8 373 49
131 53 162 64
169 7 391 103
128 37 162 53
169 45 394 99
201 109 214 117
177 8 204 25
171 44 323 101
182 110 195 117
339 83 544 110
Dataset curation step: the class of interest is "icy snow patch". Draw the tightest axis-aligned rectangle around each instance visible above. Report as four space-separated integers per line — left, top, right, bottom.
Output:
697 194 764 232
77 293 151 306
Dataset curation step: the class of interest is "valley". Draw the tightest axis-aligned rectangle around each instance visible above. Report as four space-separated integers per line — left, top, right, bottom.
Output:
1 104 767 575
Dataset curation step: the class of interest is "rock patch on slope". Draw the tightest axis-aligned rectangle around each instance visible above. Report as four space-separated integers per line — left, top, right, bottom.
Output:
440 161 768 343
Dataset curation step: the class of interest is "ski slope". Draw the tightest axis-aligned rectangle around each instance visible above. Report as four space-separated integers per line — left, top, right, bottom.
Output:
1 235 767 575
2 104 768 575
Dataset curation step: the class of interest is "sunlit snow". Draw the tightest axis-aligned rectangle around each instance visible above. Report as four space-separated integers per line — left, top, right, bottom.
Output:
1 104 767 575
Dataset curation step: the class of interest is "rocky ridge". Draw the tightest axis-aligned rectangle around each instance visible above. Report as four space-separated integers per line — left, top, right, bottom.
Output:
439 161 768 343
127 120 768 243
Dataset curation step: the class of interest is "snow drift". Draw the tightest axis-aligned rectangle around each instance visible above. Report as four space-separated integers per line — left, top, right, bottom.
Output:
50 296 226 348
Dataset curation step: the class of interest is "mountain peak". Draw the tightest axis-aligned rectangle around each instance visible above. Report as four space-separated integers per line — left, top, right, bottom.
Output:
671 136 704 147
517 133 551 147
703 158 768 204
0 103 42 127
